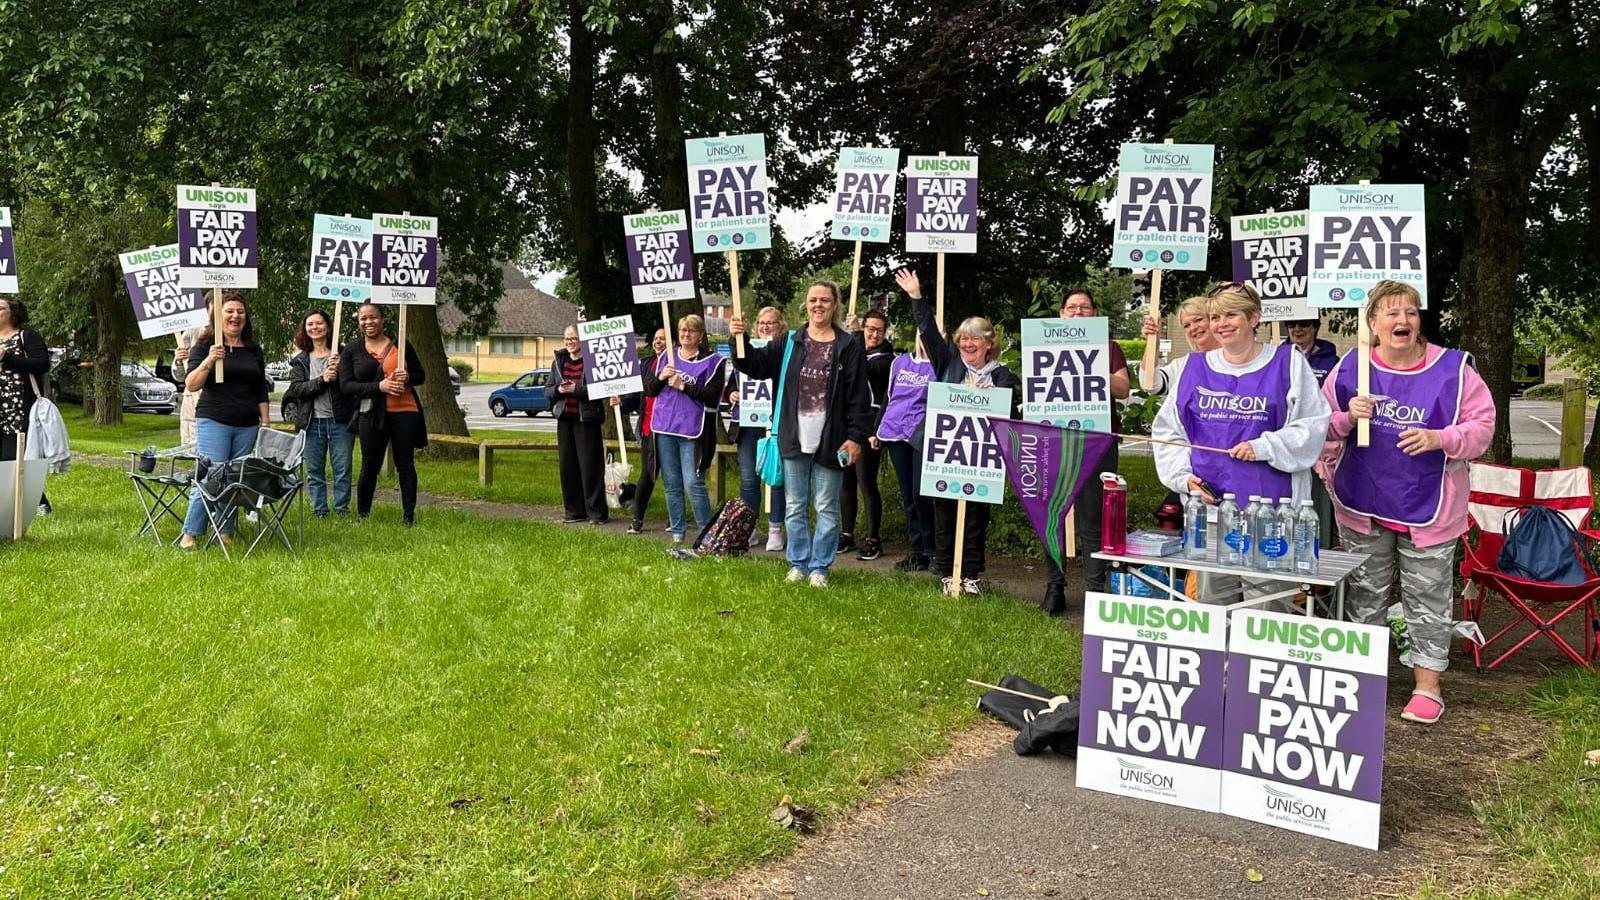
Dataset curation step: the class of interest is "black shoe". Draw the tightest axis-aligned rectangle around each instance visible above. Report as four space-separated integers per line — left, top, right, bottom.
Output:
836 533 857 553
1041 590 1067 617
403 514 415 528
561 515 586 524
627 520 644 534
894 553 929 572
590 518 608 526
857 538 882 561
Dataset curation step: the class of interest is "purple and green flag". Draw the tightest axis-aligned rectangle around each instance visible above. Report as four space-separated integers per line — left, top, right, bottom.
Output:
990 418 1116 569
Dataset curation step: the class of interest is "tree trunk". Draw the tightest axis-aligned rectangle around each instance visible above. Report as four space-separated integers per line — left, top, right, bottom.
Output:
88 263 126 427
647 1 696 337
403 304 469 440
565 0 608 319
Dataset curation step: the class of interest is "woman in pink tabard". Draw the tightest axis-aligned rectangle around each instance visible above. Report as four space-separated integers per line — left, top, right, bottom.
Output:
641 314 725 543
1319 280 1494 725
1152 282 1330 608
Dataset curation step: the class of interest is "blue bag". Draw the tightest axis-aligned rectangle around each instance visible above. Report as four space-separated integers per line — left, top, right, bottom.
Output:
756 332 796 488
1497 505 1592 585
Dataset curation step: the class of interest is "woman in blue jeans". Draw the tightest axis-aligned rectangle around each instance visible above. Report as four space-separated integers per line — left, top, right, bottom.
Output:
729 281 872 588
728 305 787 551
178 293 272 548
284 309 355 516
641 314 724 542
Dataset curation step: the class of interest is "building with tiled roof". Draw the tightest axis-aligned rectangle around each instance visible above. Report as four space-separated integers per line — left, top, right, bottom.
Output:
438 262 581 376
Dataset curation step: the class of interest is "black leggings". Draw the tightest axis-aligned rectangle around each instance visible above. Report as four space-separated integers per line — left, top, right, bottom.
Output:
0 432 48 511
840 442 884 540
933 497 990 578
632 432 658 523
356 411 423 517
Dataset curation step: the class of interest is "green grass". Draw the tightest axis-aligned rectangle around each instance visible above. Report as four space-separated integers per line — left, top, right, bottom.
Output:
0 465 1080 897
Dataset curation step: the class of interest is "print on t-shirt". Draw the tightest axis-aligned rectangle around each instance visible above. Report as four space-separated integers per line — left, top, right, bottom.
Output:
795 336 836 454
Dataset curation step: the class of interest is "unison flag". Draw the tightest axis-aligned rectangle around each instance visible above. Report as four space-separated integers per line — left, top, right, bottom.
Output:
990 419 1116 570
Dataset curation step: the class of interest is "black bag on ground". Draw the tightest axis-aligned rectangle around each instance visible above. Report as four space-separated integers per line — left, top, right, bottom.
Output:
692 497 757 557
977 674 1080 756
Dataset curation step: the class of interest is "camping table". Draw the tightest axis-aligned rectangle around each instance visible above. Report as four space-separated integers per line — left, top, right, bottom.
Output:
1092 543 1370 619
125 446 199 545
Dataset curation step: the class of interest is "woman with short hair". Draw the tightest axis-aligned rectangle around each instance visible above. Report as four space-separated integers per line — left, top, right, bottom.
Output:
1141 295 1217 396
547 324 609 524
339 302 427 526
285 309 355 516
1320 280 1493 724
641 314 724 543
728 306 788 550
179 292 273 548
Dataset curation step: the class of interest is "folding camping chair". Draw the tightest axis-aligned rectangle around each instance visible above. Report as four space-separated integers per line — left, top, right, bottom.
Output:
194 427 307 560
1458 461 1600 671
125 444 199 545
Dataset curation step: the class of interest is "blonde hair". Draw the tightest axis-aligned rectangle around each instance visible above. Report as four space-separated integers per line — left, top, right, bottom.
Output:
1177 296 1210 323
1364 280 1424 346
755 305 786 330
1206 281 1261 319
677 313 706 333
954 316 999 361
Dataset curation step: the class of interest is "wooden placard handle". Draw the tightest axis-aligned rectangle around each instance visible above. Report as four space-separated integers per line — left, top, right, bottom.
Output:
1355 180 1371 448
949 498 968 596
212 287 225 383
613 402 629 470
1137 270 1163 391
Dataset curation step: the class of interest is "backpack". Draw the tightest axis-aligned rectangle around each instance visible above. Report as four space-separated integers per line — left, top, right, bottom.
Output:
1497 505 1594 585
692 497 758 557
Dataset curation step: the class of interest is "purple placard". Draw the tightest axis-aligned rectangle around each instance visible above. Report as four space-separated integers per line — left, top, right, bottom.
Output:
1079 634 1227 768
371 213 439 304
175 185 258 289
0 207 16 293
623 209 696 303
904 159 979 254
578 315 643 400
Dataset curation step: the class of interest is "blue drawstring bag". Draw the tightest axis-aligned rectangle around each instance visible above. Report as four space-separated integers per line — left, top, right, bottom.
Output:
1497 505 1592 585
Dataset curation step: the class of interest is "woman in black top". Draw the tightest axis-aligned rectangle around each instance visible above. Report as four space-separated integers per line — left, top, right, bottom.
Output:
284 309 356 516
0 297 53 514
179 292 273 548
338 302 427 526
839 307 896 561
546 324 608 524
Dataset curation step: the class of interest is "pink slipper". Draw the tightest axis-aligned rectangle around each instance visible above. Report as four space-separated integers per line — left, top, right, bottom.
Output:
1401 690 1444 724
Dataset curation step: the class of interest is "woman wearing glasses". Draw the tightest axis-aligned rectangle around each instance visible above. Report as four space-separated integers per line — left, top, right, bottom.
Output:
547 324 609 524
1151 281 1330 608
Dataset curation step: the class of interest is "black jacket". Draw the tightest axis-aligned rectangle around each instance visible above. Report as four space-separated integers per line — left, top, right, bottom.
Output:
1 328 52 419
910 297 1021 449
732 327 873 469
544 349 605 423
285 349 356 431
337 336 428 445
862 343 898 431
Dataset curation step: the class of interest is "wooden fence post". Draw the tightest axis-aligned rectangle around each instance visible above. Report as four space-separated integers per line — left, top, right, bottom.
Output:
1560 378 1586 467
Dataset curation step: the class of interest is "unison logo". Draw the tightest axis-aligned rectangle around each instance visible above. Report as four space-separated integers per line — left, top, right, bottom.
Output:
1337 191 1395 206
705 143 746 159
1143 152 1190 166
1118 757 1174 790
1264 785 1328 822
1372 395 1427 426
1195 386 1268 415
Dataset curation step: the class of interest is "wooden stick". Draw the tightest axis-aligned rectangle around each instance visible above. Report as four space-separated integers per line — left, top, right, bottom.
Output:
964 678 1051 704
949 498 968 596
726 249 745 357
1115 432 1233 454
1269 321 1280 344
613 402 629 469
331 300 343 351
1065 506 1077 557
212 287 225 383
847 240 863 320
1137 269 1163 391
1356 180 1372 448
658 301 675 367
12 430 25 541
935 253 946 336
398 304 408 363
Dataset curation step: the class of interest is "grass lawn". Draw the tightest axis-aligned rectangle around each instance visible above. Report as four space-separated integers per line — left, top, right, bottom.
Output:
0 464 1080 897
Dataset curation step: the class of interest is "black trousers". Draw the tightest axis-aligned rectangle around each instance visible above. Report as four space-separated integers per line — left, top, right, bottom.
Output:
356 411 423 518
0 432 48 510
933 497 990 578
632 431 657 523
558 415 608 522
886 441 934 557
1044 443 1120 609
840 442 884 541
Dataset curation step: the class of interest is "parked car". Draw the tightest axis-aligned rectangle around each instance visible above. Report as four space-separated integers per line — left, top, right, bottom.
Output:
280 364 461 422
488 370 551 417
265 360 293 382
53 360 179 414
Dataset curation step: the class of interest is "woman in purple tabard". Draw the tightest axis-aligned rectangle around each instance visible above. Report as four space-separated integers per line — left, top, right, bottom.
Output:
641 314 725 543
874 290 938 573
1319 281 1494 725
1152 282 1330 607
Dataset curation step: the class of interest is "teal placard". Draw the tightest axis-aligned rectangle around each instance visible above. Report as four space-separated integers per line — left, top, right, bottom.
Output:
1308 184 1427 309
1020 317 1111 429
686 133 772 253
308 213 373 302
1110 143 1215 271
920 383 1011 504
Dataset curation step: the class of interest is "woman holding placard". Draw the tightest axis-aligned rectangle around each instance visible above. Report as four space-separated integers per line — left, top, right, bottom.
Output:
727 306 788 551
729 281 872 588
1318 280 1493 724
547 324 608 525
340 302 427 527
178 293 273 548
900 268 1021 596
628 328 669 534
1140 296 1217 395
642 314 724 543
285 310 354 517
1151 281 1330 607
0 297 53 515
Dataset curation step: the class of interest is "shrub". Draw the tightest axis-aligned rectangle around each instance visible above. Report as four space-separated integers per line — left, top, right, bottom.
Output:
448 358 474 380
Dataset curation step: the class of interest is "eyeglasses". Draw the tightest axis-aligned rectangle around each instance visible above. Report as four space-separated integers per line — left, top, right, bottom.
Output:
1207 281 1246 298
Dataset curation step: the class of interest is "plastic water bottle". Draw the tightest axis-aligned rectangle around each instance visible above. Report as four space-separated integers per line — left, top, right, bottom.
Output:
1184 491 1208 560
1293 498 1320 576
1219 493 1247 567
1243 496 1263 569
1258 498 1291 572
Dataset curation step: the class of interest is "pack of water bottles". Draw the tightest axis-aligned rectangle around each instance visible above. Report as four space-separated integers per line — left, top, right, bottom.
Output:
1191 490 1319 576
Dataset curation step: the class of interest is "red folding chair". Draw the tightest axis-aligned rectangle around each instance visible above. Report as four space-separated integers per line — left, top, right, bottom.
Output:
1459 462 1600 672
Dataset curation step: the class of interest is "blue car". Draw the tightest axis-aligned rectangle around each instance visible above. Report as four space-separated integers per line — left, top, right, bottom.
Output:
488 370 552 417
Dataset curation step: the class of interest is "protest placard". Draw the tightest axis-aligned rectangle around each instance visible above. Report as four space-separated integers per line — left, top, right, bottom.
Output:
1308 184 1427 310
1231 210 1312 321
685 134 771 253
1020 318 1111 429
309 214 373 302
1221 609 1388 849
831 146 900 243
177 184 258 289
371 212 439 305
904 155 978 255
120 244 208 339
920 383 1010 504
736 337 773 429
624 210 696 304
0 207 16 293
1076 591 1228 813
578 315 643 400
1111 143 1213 271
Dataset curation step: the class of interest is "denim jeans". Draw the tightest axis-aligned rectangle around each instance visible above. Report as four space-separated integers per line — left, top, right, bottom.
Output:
657 433 710 537
782 456 844 576
736 427 785 528
182 417 260 538
304 417 355 515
